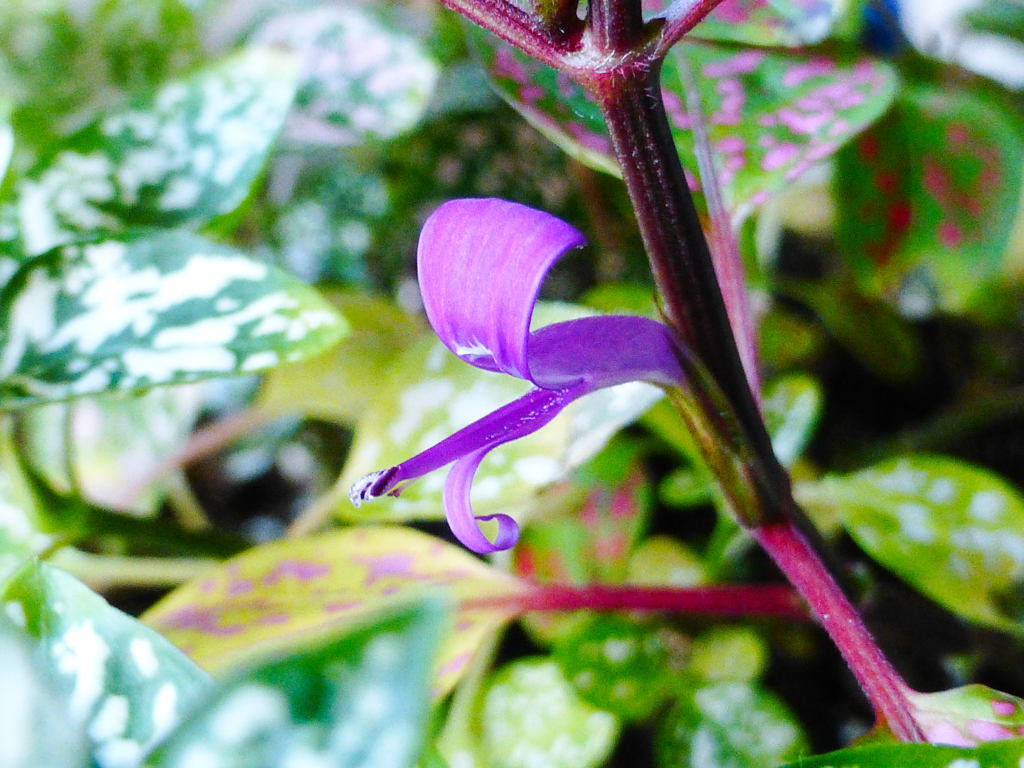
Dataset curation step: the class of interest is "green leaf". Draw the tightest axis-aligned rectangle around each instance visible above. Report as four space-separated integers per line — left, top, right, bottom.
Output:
909 684 1024 745
470 33 897 218
656 681 807 768
626 535 709 587
0 561 211 768
21 385 204 515
12 47 298 256
481 658 619 768
252 5 439 146
554 614 687 721
147 600 443 768
763 373 823 466
142 527 527 697
257 292 422 424
688 0 844 46
0 0 201 158
688 626 768 684
778 738 1024 767
0 615 90 768
819 454 1024 631
836 85 1024 315
786 279 923 384
337 303 662 524
0 230 347 407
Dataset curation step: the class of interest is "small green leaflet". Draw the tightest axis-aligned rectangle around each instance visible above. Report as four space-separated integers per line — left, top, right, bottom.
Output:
481 658 619 768
656 681 807 768
1 561 211 768
817 454 1024 632
470 32 897 219
252 4 439 146
778 738 1024 767
0 616 90 768
12 46 299 256
0 230 347 408
147 600 444 768
554 614 686 721
763 373 823 466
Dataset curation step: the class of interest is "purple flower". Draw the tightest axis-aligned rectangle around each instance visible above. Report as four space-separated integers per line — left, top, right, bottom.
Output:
350 198 687 553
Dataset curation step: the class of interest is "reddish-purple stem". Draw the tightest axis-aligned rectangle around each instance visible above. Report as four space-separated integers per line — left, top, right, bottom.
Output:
755 520 925 741
467 582 808 619
438 0 576 69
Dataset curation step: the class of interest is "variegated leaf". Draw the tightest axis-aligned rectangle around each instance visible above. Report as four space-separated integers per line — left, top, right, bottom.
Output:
143 527 527 697
818 455 1024 632
470 33 897 220
0 230 347 408
1 561 211 768
0 615 90 768
481 658 620 768
13 47 298 256
146 600 443 768
253 4 439 146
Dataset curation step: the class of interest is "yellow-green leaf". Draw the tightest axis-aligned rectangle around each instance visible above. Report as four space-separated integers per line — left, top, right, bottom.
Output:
143 526 527 696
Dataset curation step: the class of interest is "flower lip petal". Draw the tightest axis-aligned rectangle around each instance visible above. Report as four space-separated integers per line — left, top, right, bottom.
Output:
417 198 586 386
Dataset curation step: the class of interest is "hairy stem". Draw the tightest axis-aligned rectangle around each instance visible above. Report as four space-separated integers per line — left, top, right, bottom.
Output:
656 0 730 54
467 582 808 619
755 520 925 741
438 0 577 68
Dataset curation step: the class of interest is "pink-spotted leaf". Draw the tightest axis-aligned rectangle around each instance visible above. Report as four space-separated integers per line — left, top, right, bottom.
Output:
142 527 528 697
470 32 897 220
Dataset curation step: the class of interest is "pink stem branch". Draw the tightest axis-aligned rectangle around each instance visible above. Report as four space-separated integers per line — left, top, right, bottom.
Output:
467 582 808 619
754 520 925 742
438 0 577 69
655 0 729 54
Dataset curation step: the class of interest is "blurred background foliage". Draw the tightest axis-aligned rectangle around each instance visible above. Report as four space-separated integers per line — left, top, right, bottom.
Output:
0 0 1022 766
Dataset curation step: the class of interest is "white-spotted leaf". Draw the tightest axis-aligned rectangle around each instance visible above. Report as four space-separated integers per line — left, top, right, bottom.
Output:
0 561 212 768
0 616 90 768
554 615 687 721
142 527 528 697
146 600 443 768
482 658 620 768
820 455 1024 632
656 681 807 768
0 230 347 407
253 5 438 147
13 47 298 256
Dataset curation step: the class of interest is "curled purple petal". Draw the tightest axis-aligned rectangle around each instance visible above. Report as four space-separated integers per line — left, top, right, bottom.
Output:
418 198 586 385
444 448 521 554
